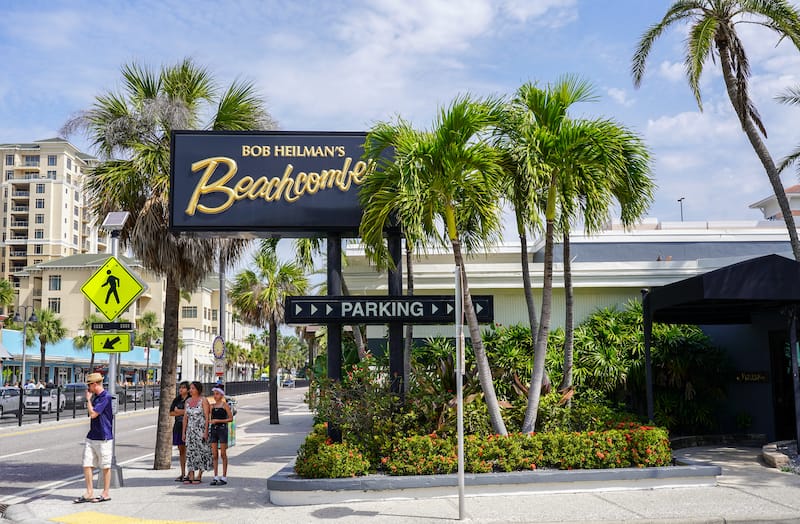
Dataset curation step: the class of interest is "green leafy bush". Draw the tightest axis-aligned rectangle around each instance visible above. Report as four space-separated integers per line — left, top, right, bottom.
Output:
381 426 671 475
294 424 371 478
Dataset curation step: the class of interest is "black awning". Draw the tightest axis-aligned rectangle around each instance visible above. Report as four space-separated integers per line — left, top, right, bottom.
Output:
646 254 800 324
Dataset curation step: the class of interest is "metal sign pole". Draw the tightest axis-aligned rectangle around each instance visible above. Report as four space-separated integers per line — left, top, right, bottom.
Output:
454 265 465 520
105 231 124 488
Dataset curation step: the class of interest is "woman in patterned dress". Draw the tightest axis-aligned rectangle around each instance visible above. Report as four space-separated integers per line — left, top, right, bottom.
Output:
181 381 213 484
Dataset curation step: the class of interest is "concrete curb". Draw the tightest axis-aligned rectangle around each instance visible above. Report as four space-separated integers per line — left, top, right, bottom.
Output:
761 440 794 469
267 460 722 506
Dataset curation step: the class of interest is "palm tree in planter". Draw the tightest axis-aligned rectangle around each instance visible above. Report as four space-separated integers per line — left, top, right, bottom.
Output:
360 95 509 435
508 77 654 433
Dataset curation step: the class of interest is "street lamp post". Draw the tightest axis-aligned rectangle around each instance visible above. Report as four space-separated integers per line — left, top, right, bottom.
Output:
13 306 38 386
678 197 685 222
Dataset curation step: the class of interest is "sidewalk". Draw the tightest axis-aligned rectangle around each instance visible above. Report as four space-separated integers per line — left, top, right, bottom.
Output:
5 405 800 523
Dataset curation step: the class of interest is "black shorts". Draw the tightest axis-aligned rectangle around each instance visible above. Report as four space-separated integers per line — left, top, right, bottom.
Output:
209 424 228 445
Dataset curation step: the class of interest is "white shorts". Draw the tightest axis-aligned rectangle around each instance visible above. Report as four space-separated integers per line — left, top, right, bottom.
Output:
83 438 113 469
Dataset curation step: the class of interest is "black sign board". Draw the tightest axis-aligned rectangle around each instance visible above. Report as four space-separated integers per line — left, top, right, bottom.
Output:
92 322 134 331
170 131 369 235
285 296 493 325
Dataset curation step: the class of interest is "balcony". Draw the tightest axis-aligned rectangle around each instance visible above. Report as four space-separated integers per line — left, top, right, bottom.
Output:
10 221 28 228
10 206 29 213
9 251 27 257
11 191 30 198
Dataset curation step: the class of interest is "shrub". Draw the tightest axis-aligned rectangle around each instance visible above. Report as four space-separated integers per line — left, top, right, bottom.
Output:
294 424 371 478
382 426 671 475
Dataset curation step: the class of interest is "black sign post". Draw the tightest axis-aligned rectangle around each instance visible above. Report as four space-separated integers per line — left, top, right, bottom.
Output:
285 296 494 325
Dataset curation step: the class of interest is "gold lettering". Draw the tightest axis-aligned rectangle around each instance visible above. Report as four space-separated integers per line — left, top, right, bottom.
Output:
186 157 238 215
185 156 368 215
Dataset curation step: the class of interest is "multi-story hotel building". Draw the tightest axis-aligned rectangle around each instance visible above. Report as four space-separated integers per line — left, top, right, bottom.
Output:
0 138 108 283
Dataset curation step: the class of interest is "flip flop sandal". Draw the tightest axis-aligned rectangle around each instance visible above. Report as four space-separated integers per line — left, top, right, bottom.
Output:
175 475 187 482
191 479 202 484
74 495 94 504
92 496 111 503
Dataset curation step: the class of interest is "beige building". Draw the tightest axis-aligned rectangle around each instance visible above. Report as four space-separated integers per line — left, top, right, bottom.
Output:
13 254 254 382
0 138 108 282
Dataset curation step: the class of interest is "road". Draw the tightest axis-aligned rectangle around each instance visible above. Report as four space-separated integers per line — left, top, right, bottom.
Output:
0 387 308 504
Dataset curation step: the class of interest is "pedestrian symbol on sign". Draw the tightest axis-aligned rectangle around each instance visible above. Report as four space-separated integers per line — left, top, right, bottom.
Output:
102 270 121 304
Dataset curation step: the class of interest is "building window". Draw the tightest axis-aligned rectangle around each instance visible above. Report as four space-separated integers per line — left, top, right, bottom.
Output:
211 327 218 335
47 155 57 166
4 155 13 166
211 309 218 321
66 157 72 170
181 306 198 319
47 298 61 314
35 214 44 224
5 170 12 180
73 220 79 230
47 170 56 179
35 199 45 209
49 275 61 291
36 183 45 194
34 244 42 254
73 207 79 216
23 155 39 167
34 229 44 239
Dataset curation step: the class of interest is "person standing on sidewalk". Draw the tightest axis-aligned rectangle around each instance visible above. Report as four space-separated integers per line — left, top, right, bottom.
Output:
74 373 113 504
170 381 190 482
209 384 233 485
182 381 212 484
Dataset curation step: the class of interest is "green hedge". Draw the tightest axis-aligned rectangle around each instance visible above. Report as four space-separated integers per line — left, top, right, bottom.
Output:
296 423 671 478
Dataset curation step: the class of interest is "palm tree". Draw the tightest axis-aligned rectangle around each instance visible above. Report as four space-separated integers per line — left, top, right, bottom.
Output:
360 95 509 435
135 311 162 384
632 0 800 260
777 86 800 174
231 240 308 423
510 78 654 433
73 313 107 374
0 279 14 315
31 309 67 384
66 58 272 469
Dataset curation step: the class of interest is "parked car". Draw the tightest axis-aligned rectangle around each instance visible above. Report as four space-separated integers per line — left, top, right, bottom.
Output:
0 387 22 418
23 388 66 414
124 385 160 403
63 383 88 409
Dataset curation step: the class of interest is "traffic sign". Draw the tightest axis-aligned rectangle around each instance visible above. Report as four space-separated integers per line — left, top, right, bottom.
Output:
214 359 225 377
92 332 133 353
81 256 147 321
285 295 494 325
212 336 226 359
92 322 134 331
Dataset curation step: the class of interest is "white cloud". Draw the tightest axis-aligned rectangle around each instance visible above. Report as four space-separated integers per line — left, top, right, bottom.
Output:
607 87 633 107
501 0 578 27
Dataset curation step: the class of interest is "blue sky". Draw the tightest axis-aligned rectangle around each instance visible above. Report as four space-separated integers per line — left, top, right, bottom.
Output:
2 0 800 225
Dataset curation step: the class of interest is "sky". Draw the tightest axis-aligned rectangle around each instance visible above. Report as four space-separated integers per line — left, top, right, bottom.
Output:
2 0 800 228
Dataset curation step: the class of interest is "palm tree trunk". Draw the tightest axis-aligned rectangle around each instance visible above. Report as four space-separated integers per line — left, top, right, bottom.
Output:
561 232 574 400
716 38 800 261
452 239 508 435
519 231 539 338
153 275 180 469
404 243 414 395
40 341 46 383
522 184 557 433
269 317 279 424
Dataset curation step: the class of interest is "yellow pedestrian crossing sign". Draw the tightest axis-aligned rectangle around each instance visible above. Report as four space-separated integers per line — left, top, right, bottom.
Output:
92 332 133 353
81 256 147 321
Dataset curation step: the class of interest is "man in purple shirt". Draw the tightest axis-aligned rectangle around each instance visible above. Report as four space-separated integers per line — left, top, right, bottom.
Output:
74 373 113 503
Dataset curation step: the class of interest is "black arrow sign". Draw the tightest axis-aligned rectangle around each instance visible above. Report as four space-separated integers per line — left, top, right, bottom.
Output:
103 336 121 350
285 295 493 325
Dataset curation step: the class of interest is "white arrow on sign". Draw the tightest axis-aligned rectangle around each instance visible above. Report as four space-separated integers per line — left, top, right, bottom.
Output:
476 304 483 314
431 304 438 314
310 304 318 315
326 304 333 315
295 304 302 315
446 304 454 314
